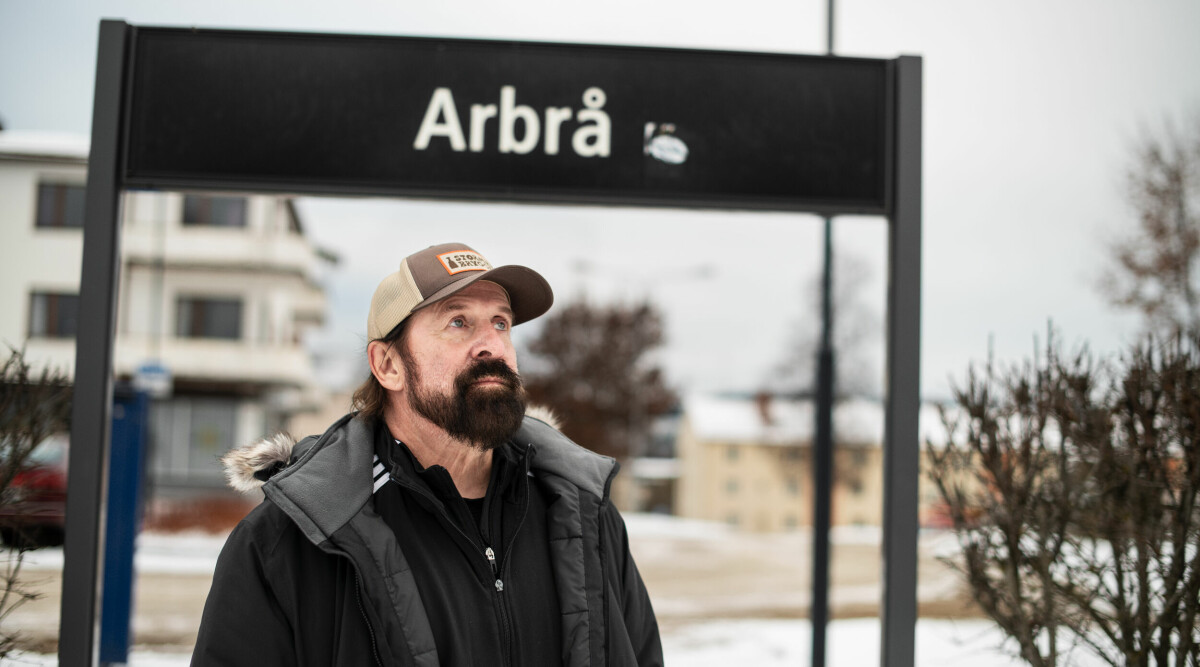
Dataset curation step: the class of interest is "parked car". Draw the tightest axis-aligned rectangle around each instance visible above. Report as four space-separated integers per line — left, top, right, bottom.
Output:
0 433 68 548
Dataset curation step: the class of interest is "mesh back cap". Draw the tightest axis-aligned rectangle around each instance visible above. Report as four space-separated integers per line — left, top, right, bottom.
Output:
367 242 553 340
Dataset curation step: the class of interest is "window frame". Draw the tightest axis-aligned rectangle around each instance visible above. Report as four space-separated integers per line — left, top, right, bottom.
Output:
181 194 248 228
35 182 87 229
28 291 81 339
175 296 244 340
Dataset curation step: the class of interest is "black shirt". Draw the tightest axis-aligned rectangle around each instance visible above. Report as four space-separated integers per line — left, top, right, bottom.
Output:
373 431 564 667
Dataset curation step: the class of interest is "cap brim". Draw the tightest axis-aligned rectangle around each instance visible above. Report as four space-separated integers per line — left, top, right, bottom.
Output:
412 264 553 326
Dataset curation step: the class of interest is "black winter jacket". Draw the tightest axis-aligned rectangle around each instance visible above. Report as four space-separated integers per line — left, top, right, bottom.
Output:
191 413 663 666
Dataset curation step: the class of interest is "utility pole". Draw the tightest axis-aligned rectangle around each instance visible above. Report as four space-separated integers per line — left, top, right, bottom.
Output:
811 1 836 666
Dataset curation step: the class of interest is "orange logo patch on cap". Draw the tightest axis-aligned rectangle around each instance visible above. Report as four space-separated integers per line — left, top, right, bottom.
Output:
437 250 492 275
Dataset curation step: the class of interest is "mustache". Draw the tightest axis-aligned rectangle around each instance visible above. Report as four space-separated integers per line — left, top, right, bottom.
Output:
457 358 522 391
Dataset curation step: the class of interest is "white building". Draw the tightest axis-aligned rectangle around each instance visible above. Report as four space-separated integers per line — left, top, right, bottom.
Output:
0 131 332 496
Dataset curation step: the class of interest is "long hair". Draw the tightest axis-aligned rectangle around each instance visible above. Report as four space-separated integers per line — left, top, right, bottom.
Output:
351 320 409 421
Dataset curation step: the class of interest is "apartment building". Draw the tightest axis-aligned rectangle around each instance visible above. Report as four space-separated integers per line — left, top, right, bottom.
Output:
674 394 884 531
675 392 958 531
0 131 331 497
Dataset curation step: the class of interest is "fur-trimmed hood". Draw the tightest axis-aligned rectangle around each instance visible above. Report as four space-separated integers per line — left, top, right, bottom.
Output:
223 406 562 494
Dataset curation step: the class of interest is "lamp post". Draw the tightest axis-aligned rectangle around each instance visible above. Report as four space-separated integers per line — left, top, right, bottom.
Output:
812 1 837 666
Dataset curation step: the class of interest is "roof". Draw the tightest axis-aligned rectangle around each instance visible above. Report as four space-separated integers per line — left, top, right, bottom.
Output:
629 457 681 480
0 130 89 161
683 393 951 448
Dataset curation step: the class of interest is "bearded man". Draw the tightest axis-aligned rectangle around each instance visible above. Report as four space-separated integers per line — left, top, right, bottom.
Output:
193 243 663 667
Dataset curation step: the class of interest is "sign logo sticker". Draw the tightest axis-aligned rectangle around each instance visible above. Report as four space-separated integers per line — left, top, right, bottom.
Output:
438 251 492 274
644 122 689 165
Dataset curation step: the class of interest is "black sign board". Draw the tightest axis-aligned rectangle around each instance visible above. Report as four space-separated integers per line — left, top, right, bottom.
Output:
125 28 889 213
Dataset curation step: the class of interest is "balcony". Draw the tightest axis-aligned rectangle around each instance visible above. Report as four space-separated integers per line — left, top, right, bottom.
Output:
115 336 318 389
121 226 321 278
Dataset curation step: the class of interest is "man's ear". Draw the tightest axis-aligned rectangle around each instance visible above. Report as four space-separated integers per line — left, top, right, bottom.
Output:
367 340 406 392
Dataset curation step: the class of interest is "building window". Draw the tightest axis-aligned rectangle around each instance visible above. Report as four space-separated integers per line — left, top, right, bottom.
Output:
29 292 79 338
182 195 247 227
36 183 86 228
727 446 739 461
176 297 242 340
786 477 800 496
149 397 237 482
726 478 739 494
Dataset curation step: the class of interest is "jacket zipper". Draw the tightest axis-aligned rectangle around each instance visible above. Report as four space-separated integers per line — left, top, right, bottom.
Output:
489 475 530 667
485 546 503 591
353 569 384 666
395 476 525 667
485 544 515 667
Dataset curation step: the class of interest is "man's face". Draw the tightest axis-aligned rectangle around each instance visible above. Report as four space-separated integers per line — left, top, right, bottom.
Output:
399 280 526 449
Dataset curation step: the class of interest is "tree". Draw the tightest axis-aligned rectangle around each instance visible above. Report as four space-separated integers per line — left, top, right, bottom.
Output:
772 252 881 398
522 298 677 461
927 334 1200 666
0 348 72 658
1101 114 1200 336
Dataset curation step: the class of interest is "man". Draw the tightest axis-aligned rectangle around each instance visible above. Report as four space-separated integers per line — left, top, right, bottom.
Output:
193 242 663 666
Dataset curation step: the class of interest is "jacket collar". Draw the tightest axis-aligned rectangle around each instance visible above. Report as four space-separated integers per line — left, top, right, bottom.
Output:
223 411 617 546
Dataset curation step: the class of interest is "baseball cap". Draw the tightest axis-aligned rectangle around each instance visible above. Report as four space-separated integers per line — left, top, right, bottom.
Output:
367 242 554 340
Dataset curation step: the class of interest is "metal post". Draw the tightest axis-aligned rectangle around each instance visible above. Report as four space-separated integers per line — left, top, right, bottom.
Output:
881 55 922 667
60 19 129 667
826 0 835 54
811 3 836 665
101 387 149 665
811 217 835 667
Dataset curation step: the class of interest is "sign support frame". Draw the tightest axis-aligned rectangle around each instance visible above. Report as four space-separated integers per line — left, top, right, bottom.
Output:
882 54 922 667
60 19 129 667
59 21 922 666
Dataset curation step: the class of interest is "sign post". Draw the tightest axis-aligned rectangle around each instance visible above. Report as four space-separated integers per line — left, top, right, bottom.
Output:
63 22 920 665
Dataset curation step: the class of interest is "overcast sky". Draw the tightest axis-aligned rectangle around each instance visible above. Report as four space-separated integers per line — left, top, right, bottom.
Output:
2 0 1198 400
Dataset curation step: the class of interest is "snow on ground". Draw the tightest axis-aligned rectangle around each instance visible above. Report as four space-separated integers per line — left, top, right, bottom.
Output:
18 531 229 575
9 618 1108 666
17 516 918 576
623 513 891 546
8 517 1105 665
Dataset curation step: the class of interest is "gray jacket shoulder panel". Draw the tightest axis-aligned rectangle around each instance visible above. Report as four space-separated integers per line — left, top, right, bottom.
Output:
262 413 374 545
514 416 619 501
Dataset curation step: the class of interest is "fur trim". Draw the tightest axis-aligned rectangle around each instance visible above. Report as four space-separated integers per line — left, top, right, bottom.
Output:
222 432 296 494
526 404 562 430
223 406 559 494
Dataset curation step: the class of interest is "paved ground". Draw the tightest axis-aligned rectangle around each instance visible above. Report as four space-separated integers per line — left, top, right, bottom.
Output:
4 523 978 654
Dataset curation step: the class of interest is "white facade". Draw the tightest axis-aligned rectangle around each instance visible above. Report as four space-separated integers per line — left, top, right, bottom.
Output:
0 131 331 492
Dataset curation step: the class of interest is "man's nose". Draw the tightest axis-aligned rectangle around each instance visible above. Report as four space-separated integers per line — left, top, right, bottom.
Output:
471 325 505 358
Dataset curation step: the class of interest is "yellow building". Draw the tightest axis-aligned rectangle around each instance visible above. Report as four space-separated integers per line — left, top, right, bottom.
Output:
674 394 882 531
675 394 952 532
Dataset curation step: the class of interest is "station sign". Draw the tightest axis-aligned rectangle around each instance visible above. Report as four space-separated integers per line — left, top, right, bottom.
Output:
124 28 890 213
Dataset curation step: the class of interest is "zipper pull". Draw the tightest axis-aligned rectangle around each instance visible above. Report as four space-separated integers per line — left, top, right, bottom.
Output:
485 546 503 591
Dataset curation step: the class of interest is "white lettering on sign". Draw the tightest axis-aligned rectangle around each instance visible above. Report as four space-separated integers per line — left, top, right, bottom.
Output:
413 87 611 158
413 88 467 151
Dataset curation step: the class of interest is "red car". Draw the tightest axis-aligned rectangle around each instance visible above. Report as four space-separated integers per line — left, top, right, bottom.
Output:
0 434 68 548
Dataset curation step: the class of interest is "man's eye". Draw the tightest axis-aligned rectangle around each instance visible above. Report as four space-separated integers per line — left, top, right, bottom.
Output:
450 317 466 328
494 320 509 331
